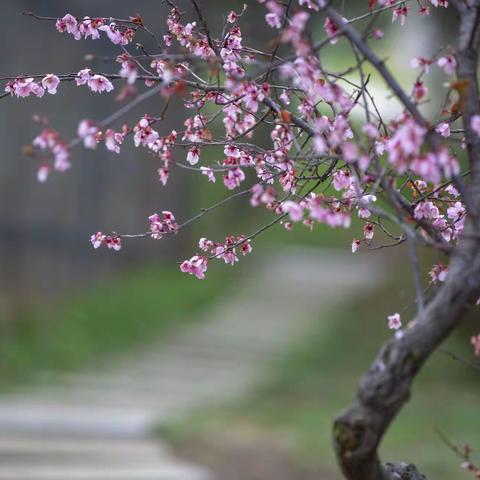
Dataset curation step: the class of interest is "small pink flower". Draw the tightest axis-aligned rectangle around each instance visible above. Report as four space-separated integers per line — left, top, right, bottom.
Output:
224 144 240 158
158 167 169 186
265 12 282 29
412 80 427 101
332 170 351 191
187 146 201 165
90 231 106 249
87 74 114 93
200 166 216 183
12 78 37 98
435 122 450 137
223 167 245 190
104 129 123 153
388 313 402 330
56 14 81 40
363 223 374 240
37 164 50 183
414 201 440 220
76 68 92 86
78 120 99 149
279 90 290 104
429 264 448 283
105 236 122 251
41 74 60 95
392 6 410 26
180 255 208 279
282 200 304 222
351 239 361 253
362 123 379 139
437 55 456 75
227 11 238 23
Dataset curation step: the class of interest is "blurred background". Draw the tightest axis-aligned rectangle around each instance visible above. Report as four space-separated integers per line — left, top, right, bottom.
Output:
0 1 478 479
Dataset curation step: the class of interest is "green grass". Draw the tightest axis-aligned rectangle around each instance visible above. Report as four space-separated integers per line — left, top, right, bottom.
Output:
156 256 480 480
0 263 233 387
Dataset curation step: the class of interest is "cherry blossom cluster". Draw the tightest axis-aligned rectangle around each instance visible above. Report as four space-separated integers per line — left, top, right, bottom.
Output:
5 74 60 98
78 120 127 153
8 1 480 353
32 127 71 181
149 211 179 239
56 14 135 45
90 231 122 251
181 235 253 279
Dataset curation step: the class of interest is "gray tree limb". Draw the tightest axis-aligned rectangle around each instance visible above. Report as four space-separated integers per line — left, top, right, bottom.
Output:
331 2 480 479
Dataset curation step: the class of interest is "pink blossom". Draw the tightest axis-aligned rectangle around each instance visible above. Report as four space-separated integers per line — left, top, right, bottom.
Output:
386 119 426 173
224 144 240 158
90 232 121 251
429 264 448 283
187 146 201 165
87 75 114 93
392 6 410 26
223 167 245 190
388 313 402 330
118 59 138 85
105 236 122 251
342 142 358 163
279 90 290 104
364 223 374 240
352 239 361 253
282 201 304 222
149 211 179 239
447 201 465 221
362 123 379 139
76 68 92 86
437 55 456 75
41 74 60 94
78 120 99 149
80 17 103 40
56 14 81 40
37 164 50 183
90 231 105 249
158 167 169 186
410 56 431 72
227 11 238 23
11 78 44 98
200 166 216 183
414 201 440 220
180 255 208 279
265 12 282 28
99 23 132 45
412 80 427 101
332 170 352 191
104 129 124 153
324 17 340 44
435 122 450 137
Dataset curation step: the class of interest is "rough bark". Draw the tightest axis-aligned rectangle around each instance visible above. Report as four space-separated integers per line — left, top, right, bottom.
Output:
332 3 480 479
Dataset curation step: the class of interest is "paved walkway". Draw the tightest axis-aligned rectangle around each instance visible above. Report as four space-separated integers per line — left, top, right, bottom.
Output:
0 248 384 479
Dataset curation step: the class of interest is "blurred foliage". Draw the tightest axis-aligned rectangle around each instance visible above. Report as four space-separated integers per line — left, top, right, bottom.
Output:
0 264 234 387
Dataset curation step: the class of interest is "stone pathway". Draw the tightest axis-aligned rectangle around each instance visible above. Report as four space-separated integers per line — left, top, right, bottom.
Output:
0 248 384 479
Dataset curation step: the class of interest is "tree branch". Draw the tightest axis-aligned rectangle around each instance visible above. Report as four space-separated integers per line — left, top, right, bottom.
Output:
332 3 480 479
